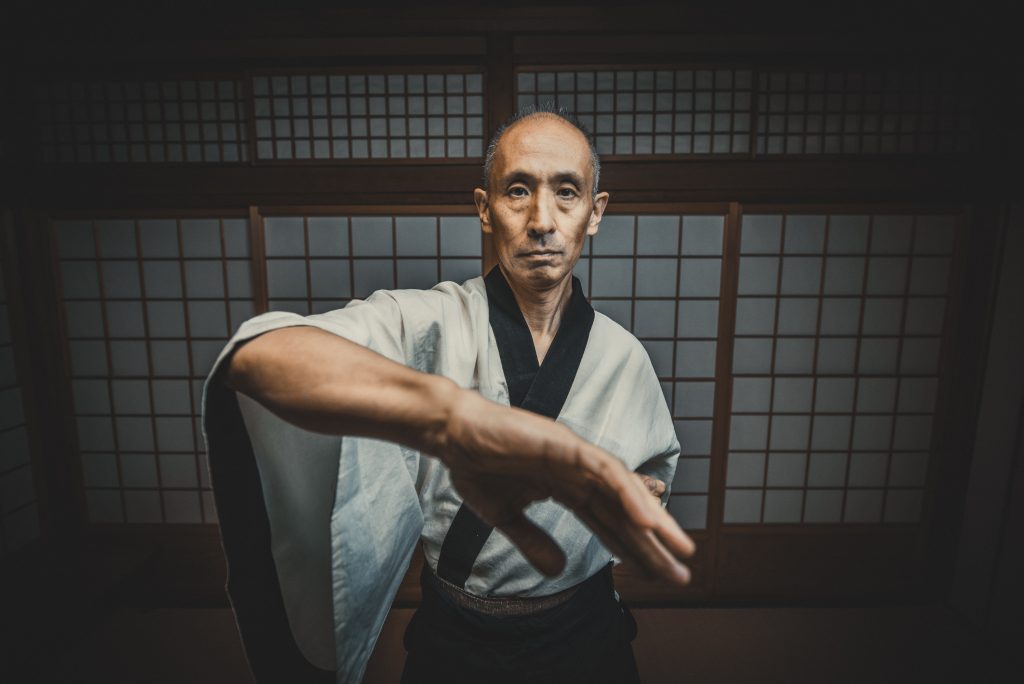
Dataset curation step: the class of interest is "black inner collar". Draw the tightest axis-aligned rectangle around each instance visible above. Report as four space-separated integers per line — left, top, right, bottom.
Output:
435 266 597 588
483 265 595 418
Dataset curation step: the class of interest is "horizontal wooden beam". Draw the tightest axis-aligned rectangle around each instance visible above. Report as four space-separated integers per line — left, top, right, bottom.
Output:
7 158 1001 211
713 529 925 600
18 37 489 69
6 1 1004 70
6 2 993 44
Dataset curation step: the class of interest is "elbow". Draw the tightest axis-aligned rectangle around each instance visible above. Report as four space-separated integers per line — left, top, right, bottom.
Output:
222 341 258 394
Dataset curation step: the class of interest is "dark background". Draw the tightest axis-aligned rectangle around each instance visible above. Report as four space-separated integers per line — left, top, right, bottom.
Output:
1 1 1021 681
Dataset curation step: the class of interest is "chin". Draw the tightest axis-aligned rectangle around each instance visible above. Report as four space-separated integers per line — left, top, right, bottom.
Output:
512 261 570 287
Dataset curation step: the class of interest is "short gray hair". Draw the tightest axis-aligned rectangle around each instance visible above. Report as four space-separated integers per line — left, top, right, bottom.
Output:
482 102 601 196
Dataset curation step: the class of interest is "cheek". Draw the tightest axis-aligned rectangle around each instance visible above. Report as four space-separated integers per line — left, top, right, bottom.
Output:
489 224 522 256
492 208 528 238
560 210 592 243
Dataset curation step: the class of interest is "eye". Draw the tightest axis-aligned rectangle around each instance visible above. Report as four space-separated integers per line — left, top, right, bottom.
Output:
508 186 528 198
557 187 579 199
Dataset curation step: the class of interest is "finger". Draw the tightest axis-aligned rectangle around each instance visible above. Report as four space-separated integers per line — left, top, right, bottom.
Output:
549 448 692 583
573 505 646 570
574 494 680 583
639 475 666 498
559 460 690 583
496 512 566 577
639 527 691 585
626 477 696 560
585 490 692 586
544 472 654 572
588 452 657 528
650 504 697 559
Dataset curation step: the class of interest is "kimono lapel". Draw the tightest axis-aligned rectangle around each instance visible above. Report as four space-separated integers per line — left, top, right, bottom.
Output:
435 266 595 589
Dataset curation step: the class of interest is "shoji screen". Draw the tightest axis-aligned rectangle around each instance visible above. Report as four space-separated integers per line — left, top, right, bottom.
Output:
574 211 729 533
517 69 752 156
726 212 957 526
1 244 42 552
251 71 485 161
753 70 977 155
53 216 253 524
261 212 482 312
515 67 977 158
34 79 250 163
31 69 486 166
44 204 965 600
49 210 484 527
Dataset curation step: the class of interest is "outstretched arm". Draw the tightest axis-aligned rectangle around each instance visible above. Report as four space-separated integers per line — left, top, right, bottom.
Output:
225 325 695 585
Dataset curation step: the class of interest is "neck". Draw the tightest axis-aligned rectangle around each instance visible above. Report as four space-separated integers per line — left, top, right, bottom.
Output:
499 266 574 362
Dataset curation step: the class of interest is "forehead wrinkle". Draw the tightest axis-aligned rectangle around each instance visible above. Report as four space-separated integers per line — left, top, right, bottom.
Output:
497 168 586 187
490 121 594 189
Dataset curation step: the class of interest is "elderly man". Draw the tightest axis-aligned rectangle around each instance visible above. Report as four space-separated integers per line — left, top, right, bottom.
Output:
202 106 694 683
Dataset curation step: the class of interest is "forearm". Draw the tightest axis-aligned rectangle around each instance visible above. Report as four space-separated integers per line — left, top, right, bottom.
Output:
224 326 460 455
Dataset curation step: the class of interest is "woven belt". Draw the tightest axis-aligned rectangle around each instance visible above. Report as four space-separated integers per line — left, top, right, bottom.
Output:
426 569 581 618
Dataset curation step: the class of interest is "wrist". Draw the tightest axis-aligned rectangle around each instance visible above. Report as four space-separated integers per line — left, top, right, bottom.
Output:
417 374 465 460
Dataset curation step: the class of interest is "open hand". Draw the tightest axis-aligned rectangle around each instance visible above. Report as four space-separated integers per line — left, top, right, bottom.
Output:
438 388 695 585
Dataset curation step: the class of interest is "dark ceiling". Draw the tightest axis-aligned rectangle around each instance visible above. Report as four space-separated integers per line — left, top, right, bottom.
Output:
0 1 1011 41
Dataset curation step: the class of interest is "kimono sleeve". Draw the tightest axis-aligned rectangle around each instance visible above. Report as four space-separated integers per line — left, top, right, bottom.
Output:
211 289 412 376
631 344 680 506
200 291 428 683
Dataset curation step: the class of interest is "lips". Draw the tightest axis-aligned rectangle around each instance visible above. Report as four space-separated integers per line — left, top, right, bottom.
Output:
522 250 561 256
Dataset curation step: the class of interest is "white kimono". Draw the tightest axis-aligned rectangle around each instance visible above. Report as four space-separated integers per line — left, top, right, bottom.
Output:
201 269 678 683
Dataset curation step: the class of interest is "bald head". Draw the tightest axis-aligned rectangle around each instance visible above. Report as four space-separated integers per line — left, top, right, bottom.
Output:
472 107 610 296
483 105 601 196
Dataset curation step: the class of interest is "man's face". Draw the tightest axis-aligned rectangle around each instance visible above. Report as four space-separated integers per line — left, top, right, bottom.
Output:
474 115 609 292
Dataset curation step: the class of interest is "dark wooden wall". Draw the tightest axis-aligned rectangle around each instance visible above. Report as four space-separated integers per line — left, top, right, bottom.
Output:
0 1 1017 615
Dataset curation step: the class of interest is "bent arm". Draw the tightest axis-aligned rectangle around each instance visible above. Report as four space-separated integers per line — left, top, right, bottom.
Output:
225 324 696 585
225 326 602 494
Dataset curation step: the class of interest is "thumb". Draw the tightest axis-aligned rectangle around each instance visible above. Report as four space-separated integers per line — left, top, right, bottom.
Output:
639 475 667 497
496 512 566 577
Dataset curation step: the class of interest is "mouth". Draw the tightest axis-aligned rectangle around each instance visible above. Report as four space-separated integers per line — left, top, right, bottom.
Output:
520 250 562 257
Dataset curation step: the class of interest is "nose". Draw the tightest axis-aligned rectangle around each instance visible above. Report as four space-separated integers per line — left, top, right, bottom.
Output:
526 188 557 237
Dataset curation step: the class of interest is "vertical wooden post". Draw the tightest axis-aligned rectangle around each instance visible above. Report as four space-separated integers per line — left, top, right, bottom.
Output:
482 33 514 274
9 209 86 543
704 201 742 597
923 203 1003 600
249 206 268 314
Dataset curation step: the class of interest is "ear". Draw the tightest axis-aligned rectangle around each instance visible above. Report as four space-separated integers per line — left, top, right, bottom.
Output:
473 187 492 234
586 191 610 237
